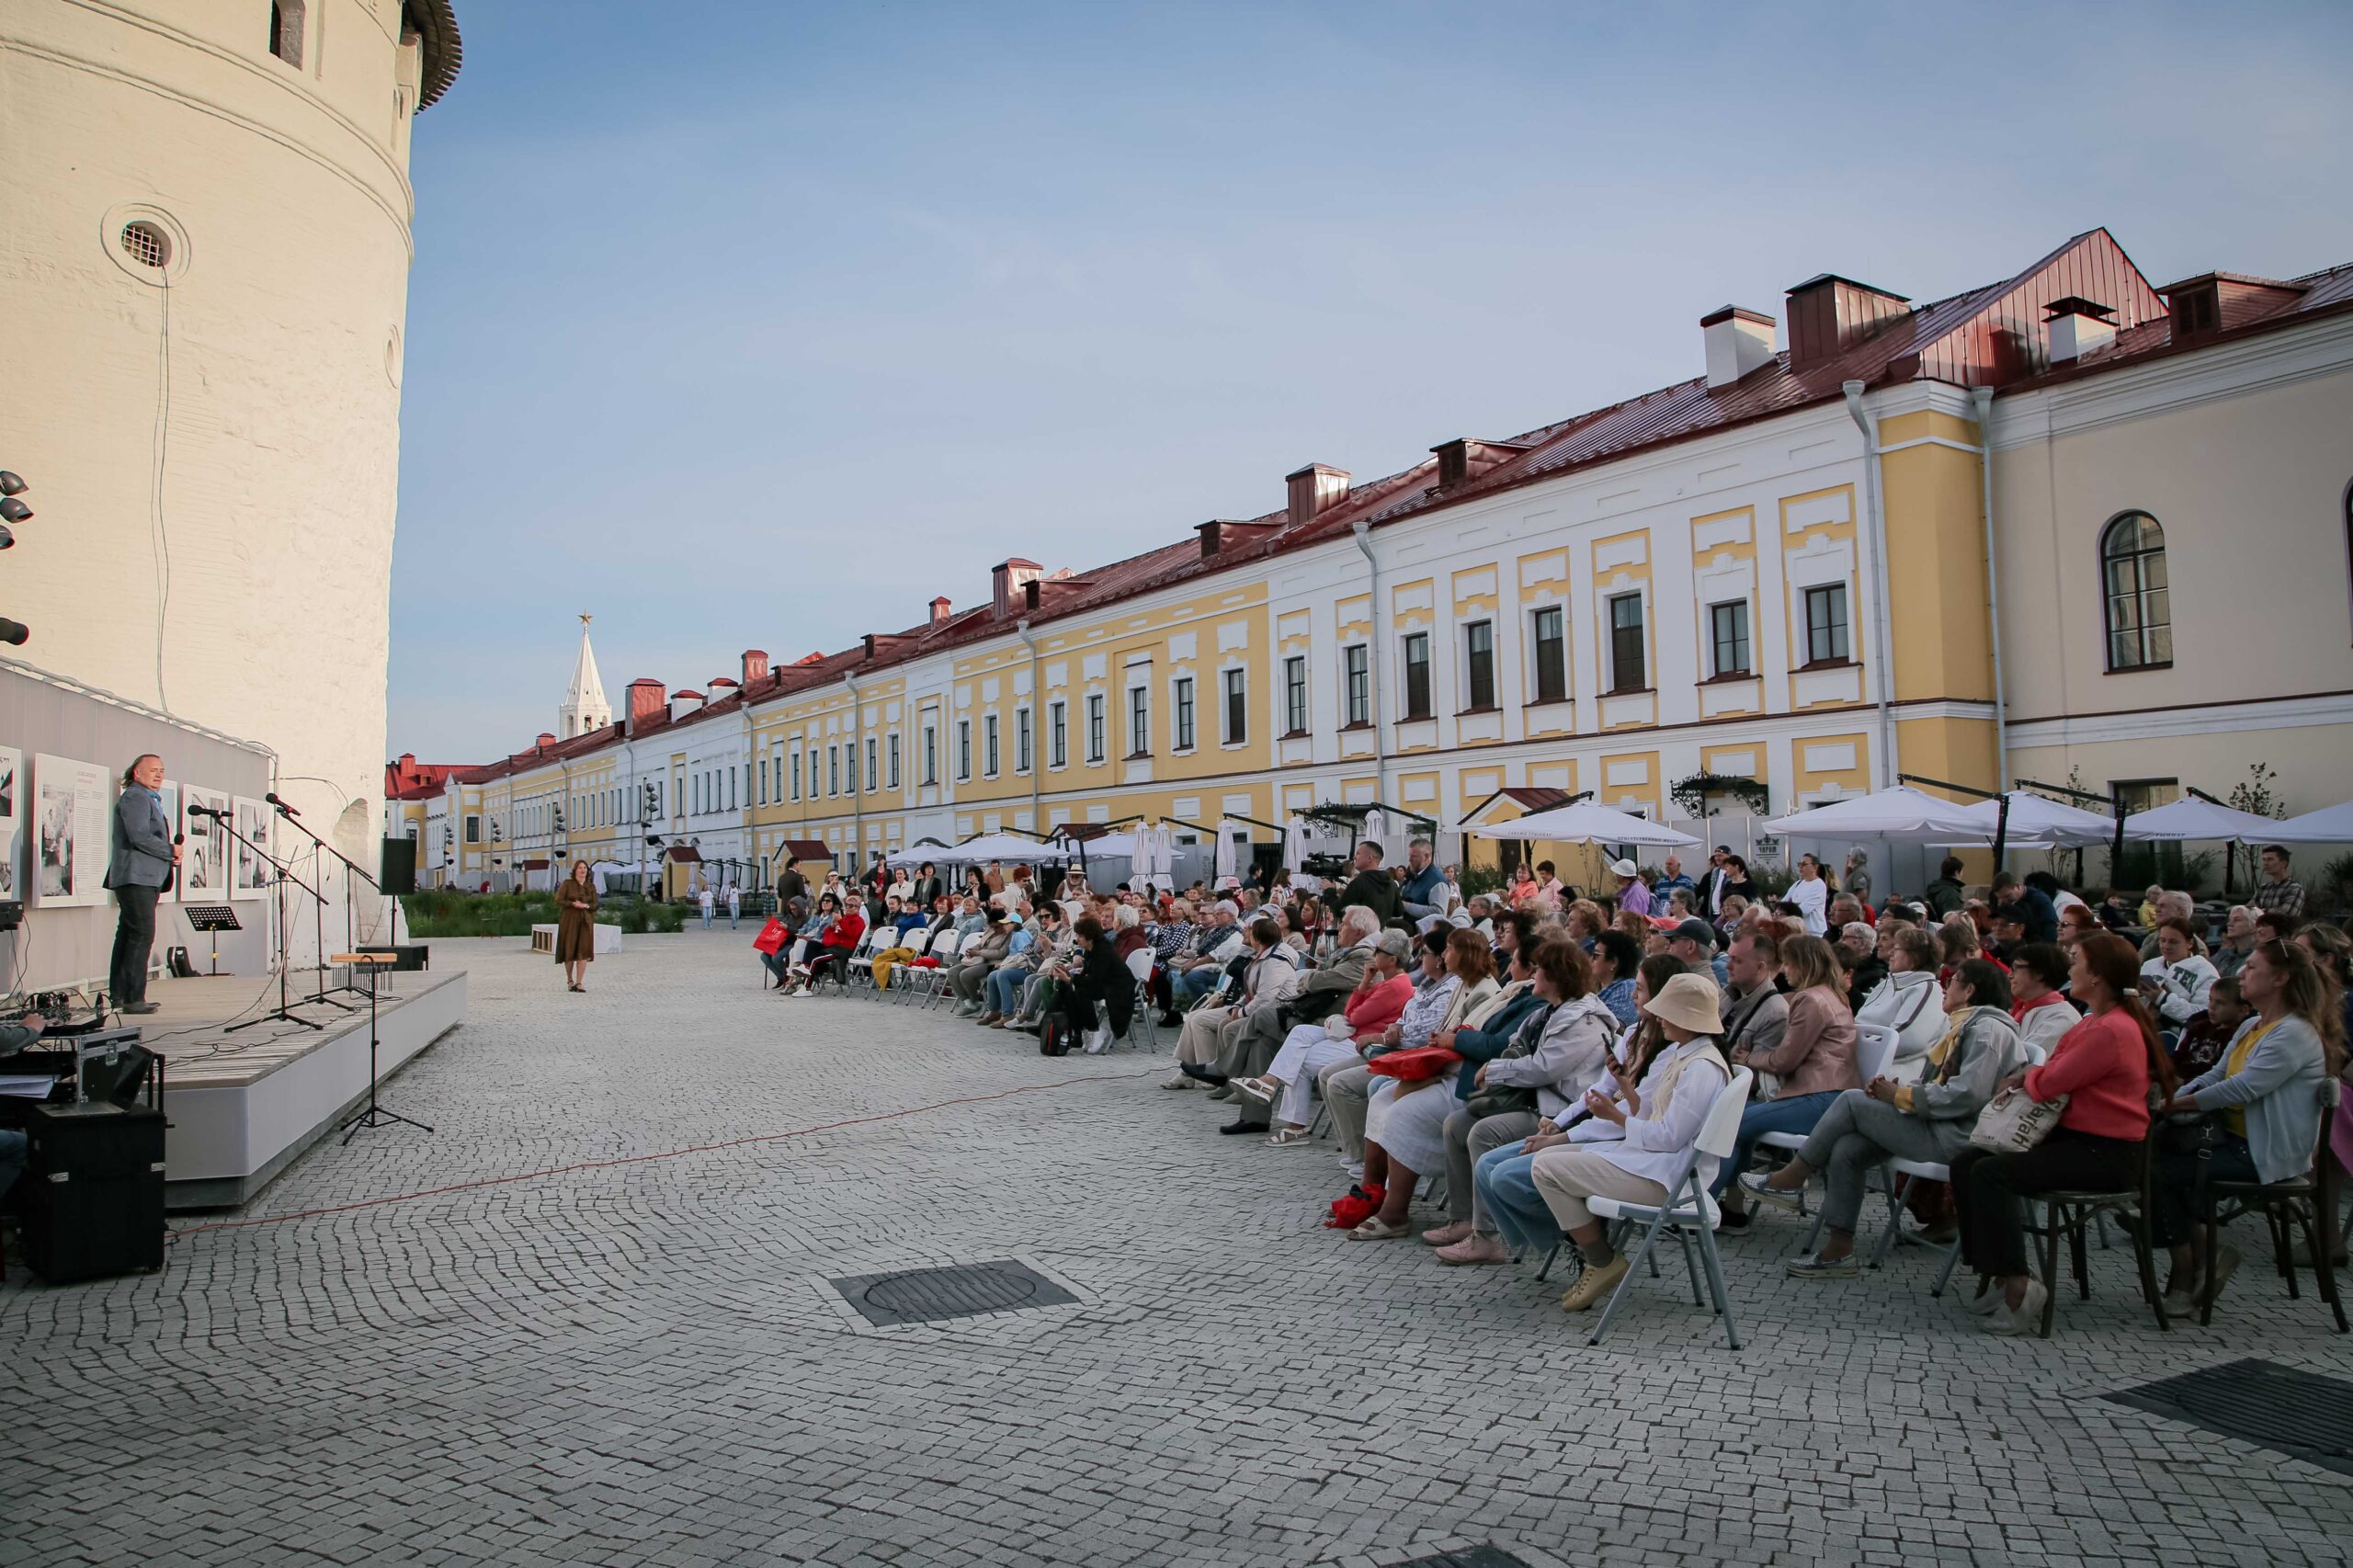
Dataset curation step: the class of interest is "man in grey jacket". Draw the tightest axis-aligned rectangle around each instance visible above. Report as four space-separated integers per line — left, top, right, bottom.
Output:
105 754 180 1015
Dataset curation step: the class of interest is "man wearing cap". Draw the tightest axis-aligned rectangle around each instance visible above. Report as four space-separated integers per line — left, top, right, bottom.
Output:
1609 858 1651 917
1669 917 1730 988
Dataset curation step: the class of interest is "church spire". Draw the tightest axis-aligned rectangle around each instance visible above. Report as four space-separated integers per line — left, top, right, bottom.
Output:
559 614 611 736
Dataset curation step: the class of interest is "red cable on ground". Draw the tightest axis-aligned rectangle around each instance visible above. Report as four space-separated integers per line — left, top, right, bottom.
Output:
168 1066 1161 1244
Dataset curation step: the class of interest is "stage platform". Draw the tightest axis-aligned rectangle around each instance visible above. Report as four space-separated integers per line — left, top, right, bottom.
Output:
127 967 468 1210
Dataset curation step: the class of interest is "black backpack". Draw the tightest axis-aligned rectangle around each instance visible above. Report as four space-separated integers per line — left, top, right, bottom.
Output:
1039 1015 1074 1056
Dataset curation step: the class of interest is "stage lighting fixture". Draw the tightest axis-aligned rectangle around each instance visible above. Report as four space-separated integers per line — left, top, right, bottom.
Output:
0 524 11 550
0 472 24 495
0 498 27 526
0 619 29 646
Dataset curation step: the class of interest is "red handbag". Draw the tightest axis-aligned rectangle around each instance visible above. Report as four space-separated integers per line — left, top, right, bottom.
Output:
1366 1046 1461 1083
752 918 789 955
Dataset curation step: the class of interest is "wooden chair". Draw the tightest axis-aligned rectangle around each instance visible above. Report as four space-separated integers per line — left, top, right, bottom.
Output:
2199 1078 2347 1333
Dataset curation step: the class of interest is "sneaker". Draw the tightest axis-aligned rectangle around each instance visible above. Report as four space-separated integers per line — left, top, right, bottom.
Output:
1557 1255 1631 1312
1965 1283 2006 1317
1161 1074 1198 1091
1984 1278 2049 1335
1083 1028 1112 1054
1716 1210 1756 1234
2160 1286 2197 1321
1435 1234 1509 1267
1737 1171 1805 1212
1785 1254 1859 1279
1343 1161 1366 1183
1420 1221 1473 1248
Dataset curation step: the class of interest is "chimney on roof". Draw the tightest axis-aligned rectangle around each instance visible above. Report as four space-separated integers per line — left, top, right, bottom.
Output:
862 633 877 658
1431 440 1472 490
929 596 952 626
2044 297 2117 366
1784 275 1910 370
741 649 768 685
536 732 556 749
1023 578 1040 611
1286 464 1351 528
1701 306 1779 389
626 677 665 730
673 688 705 717
399 752 415 767
992 557 1042 618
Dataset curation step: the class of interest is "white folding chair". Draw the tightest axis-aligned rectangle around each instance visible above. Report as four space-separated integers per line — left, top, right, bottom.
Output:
1759 1022 1898 1244
1120 947 1158 1051
1586 1067 1756 1348
1867 1036 2050 1292
913 929 965 1008
843 923 882 996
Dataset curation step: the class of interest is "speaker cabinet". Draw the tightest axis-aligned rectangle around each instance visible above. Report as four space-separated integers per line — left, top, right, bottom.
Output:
380 835 418 895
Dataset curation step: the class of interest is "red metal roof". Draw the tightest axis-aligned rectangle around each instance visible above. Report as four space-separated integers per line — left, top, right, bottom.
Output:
435 229 2352 776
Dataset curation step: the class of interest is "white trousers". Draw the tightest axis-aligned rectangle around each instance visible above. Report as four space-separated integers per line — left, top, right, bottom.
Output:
1264 1025 1362 1127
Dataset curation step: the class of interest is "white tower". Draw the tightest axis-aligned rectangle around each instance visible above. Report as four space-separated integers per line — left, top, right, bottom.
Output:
560 614 612 736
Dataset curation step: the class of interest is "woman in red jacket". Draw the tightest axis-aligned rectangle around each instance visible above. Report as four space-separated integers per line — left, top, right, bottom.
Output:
1948 931 2176 1334
787 893 866 997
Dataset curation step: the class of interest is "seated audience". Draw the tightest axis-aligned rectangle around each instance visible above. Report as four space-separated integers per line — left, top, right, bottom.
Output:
1165 916 1299 1087
1714 934 1859 1230
1423 938 1619 1262
2006 942 2079 1060
2211 905 2260 981
1056 915 1137 1054
1590 929 1643 1025
1947 932 2173 1335
1745 959 2022 1277
2148 939 2337 1317
784 893 866 996
1855 923 1947 1070
1231 929 1417 1138
2139 917 2219 1029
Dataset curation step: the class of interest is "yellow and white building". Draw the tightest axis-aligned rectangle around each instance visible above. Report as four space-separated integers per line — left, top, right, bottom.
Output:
401 229 2353 890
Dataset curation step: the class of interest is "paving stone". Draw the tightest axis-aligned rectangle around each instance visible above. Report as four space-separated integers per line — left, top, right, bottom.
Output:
3 930 2350 1566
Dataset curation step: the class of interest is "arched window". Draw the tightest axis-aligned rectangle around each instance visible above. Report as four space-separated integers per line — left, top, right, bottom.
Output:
2100 511 2171 671
269 2 305 68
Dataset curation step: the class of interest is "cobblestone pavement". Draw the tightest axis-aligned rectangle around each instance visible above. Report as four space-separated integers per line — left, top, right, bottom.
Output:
5 931 2351 1567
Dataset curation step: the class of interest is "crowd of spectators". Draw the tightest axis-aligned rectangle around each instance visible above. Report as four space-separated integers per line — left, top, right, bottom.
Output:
758 835 2351 1333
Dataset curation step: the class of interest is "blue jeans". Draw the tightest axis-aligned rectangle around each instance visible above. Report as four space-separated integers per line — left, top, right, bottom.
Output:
761 950 790 983
1712 1089 1843 1196
1473 1142 1559 1256
985 966 1028 1016
1173 967 1221 1005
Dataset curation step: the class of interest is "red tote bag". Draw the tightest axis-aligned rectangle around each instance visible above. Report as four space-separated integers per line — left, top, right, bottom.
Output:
752 917 790 956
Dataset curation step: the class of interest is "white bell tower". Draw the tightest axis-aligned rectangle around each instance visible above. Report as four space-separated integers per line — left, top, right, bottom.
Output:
558 614 612 736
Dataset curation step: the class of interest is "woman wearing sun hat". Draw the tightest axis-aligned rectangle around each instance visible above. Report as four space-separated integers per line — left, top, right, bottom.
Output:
1527 970 1733 1312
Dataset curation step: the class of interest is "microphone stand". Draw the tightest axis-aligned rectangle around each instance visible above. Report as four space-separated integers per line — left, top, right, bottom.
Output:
269 801 378 1007
210 812 330 1034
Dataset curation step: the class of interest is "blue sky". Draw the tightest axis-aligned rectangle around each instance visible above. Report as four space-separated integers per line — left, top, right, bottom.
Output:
389 0 2353 761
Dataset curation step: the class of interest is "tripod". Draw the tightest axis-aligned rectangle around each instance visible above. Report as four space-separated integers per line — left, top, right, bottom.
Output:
269 801 377 1010
210 811 330 1034
335 952 431 1142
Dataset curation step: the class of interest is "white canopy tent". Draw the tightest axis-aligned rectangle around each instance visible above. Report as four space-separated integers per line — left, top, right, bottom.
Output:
918 833 1075 868
2119 797 2282 843
2267 800 2353 844
1761 785 1986 842
1471 801 1701 849
1938 792 2119 848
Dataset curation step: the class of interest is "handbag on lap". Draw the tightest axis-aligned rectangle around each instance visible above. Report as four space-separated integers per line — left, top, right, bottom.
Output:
1968 1086 2069 1153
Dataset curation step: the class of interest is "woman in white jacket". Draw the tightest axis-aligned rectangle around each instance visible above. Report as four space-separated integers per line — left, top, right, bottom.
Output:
1855 924 1947 1072
2139 917 2219 1029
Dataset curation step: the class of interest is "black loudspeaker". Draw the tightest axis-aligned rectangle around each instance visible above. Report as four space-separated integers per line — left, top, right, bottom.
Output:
17 1101 167 1283
166 946 197 978
380 835 418 895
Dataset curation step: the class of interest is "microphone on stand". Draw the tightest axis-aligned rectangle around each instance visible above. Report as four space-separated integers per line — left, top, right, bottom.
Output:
266 791 301 818
188 804 228 819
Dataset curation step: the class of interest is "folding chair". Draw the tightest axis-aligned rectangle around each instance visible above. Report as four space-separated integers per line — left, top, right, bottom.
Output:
2023 1127 2171 1337
1585 1067 1756 1348
915 930 964 1009
843 924 882 997
1119 948 1158 1052
1761 1024 1897 1250
1868 1038 2050 1296
2200 1078 2347 1333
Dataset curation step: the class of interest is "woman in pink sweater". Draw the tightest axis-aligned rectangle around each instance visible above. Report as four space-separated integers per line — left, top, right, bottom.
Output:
1714 935 1859 1230
1948 931 2176 1335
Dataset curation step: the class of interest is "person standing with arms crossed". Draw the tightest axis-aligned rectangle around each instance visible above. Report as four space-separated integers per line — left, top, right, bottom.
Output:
104 754 180 1016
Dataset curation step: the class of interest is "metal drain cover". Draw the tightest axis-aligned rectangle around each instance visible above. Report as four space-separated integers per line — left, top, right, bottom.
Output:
1393 1551 1530 1568
829 1259 1077 1326
2106 1358 2353 1477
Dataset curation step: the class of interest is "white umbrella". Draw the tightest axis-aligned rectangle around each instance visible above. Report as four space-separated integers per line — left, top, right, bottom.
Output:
1761 785 1984 841
1940 792 2118 847
2120 797 2280 843
1471 800 1700 849
2263 801 2353 844
930 833 1072 867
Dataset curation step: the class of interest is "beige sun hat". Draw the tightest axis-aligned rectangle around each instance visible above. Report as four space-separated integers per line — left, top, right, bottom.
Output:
1642 971 1725 1036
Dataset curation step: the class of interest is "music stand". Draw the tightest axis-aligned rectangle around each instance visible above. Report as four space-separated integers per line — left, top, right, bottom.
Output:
184 904 241 975
335 952 432 1142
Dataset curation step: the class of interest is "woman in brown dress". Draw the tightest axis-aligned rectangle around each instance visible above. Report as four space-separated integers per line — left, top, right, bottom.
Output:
555 859 597 992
